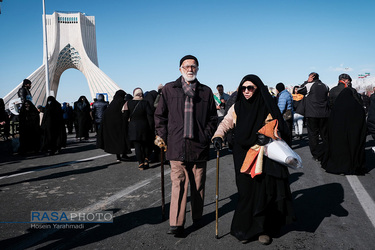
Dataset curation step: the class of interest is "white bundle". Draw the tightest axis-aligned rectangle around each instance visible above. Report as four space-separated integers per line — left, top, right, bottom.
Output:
264 139 303 169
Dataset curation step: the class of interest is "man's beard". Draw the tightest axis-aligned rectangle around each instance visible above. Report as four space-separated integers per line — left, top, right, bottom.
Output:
182 71 197 82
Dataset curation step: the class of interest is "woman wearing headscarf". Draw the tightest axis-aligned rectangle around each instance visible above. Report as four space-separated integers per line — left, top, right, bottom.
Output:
18 100 41 155
143 89 159 162
73 95 91 141
212 74 295 245
97 90 128 161
322 87 367 175
41 96 67 155
123 88 153 170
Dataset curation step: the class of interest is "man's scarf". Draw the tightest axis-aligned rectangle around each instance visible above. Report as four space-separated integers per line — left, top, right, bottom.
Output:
181 79 196 139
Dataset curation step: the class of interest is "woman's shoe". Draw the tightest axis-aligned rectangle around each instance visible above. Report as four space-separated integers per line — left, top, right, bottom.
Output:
143 158 149 169
258 235 272 245
116 155 122 162
138 163 145 170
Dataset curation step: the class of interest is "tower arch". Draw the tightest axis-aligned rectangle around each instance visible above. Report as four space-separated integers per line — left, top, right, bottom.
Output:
4 12 120 109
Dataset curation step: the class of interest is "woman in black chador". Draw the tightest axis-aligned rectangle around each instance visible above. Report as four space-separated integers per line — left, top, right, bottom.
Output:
18 100 41 155
97 90 129 161
74 95 91 141
123 88 153 170
212 74 295 245
322 87 367 175
41 96 67 155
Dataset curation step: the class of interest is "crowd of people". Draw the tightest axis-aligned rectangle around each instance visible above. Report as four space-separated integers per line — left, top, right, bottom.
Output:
2 55 375 246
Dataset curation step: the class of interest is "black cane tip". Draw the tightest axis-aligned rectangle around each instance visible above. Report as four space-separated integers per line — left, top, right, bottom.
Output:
215 235 219 239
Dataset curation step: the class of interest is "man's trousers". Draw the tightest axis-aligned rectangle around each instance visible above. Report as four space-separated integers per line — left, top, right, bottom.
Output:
169 161 207 227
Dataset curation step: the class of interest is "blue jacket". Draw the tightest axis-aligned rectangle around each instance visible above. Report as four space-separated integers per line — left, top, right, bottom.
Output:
62 102 73 120
277 89 293 114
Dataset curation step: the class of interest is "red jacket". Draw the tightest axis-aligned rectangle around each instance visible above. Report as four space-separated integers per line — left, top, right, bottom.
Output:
154 76 217 162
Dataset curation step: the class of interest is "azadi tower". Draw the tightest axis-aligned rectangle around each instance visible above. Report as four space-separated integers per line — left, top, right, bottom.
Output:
4 12 120 109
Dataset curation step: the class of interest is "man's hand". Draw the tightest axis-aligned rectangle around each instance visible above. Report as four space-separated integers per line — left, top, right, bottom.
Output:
155 135 167 151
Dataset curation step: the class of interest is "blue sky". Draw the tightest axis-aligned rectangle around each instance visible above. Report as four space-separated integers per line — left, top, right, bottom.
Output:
1 0 374 104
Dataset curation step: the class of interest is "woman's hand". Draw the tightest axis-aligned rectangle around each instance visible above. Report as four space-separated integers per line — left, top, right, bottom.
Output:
256 133 271 146
212 137 223 151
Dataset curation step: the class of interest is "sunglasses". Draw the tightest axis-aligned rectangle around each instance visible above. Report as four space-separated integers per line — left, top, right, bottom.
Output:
241 85 256 92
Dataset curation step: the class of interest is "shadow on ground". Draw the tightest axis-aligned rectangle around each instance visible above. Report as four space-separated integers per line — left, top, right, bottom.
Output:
281 172 348 236
0 194 238 250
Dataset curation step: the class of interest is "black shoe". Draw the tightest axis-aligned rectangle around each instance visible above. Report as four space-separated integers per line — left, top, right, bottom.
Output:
167 226 184 235
192 219 203 229
120 155 131 161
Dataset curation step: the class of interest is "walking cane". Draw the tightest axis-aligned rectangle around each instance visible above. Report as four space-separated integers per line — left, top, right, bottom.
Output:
215 150 220 239
160 147 166 221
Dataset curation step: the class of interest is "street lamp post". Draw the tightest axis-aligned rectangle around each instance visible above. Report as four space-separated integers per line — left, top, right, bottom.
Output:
42 0 51 101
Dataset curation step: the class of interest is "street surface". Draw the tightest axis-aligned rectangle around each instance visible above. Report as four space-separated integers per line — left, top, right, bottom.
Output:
0 132 375 250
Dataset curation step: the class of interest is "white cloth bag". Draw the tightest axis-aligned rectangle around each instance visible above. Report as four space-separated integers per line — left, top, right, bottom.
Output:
264 139 303 169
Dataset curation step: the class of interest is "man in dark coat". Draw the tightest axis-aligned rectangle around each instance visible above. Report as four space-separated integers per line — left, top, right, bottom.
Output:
154 55 217 235
297 72 330 161
18 79 33 104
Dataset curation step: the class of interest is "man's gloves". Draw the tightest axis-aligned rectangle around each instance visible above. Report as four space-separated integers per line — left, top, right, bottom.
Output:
256 133 271 146
212 137 223 151
154 135 167 152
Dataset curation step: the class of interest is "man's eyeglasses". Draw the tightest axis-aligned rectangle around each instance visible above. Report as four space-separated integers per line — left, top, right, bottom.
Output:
181 65 198 71
241 85 256 92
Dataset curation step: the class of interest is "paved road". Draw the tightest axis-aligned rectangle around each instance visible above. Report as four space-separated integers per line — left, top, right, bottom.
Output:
0 133 374 249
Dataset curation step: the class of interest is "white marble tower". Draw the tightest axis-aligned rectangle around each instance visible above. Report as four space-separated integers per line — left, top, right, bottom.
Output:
4 12 120 108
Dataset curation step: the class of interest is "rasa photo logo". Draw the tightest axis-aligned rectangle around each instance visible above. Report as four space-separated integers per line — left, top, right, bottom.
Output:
31 211 113 228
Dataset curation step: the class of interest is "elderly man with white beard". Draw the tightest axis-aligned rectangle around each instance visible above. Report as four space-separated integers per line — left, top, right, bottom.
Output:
154 55 218 236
